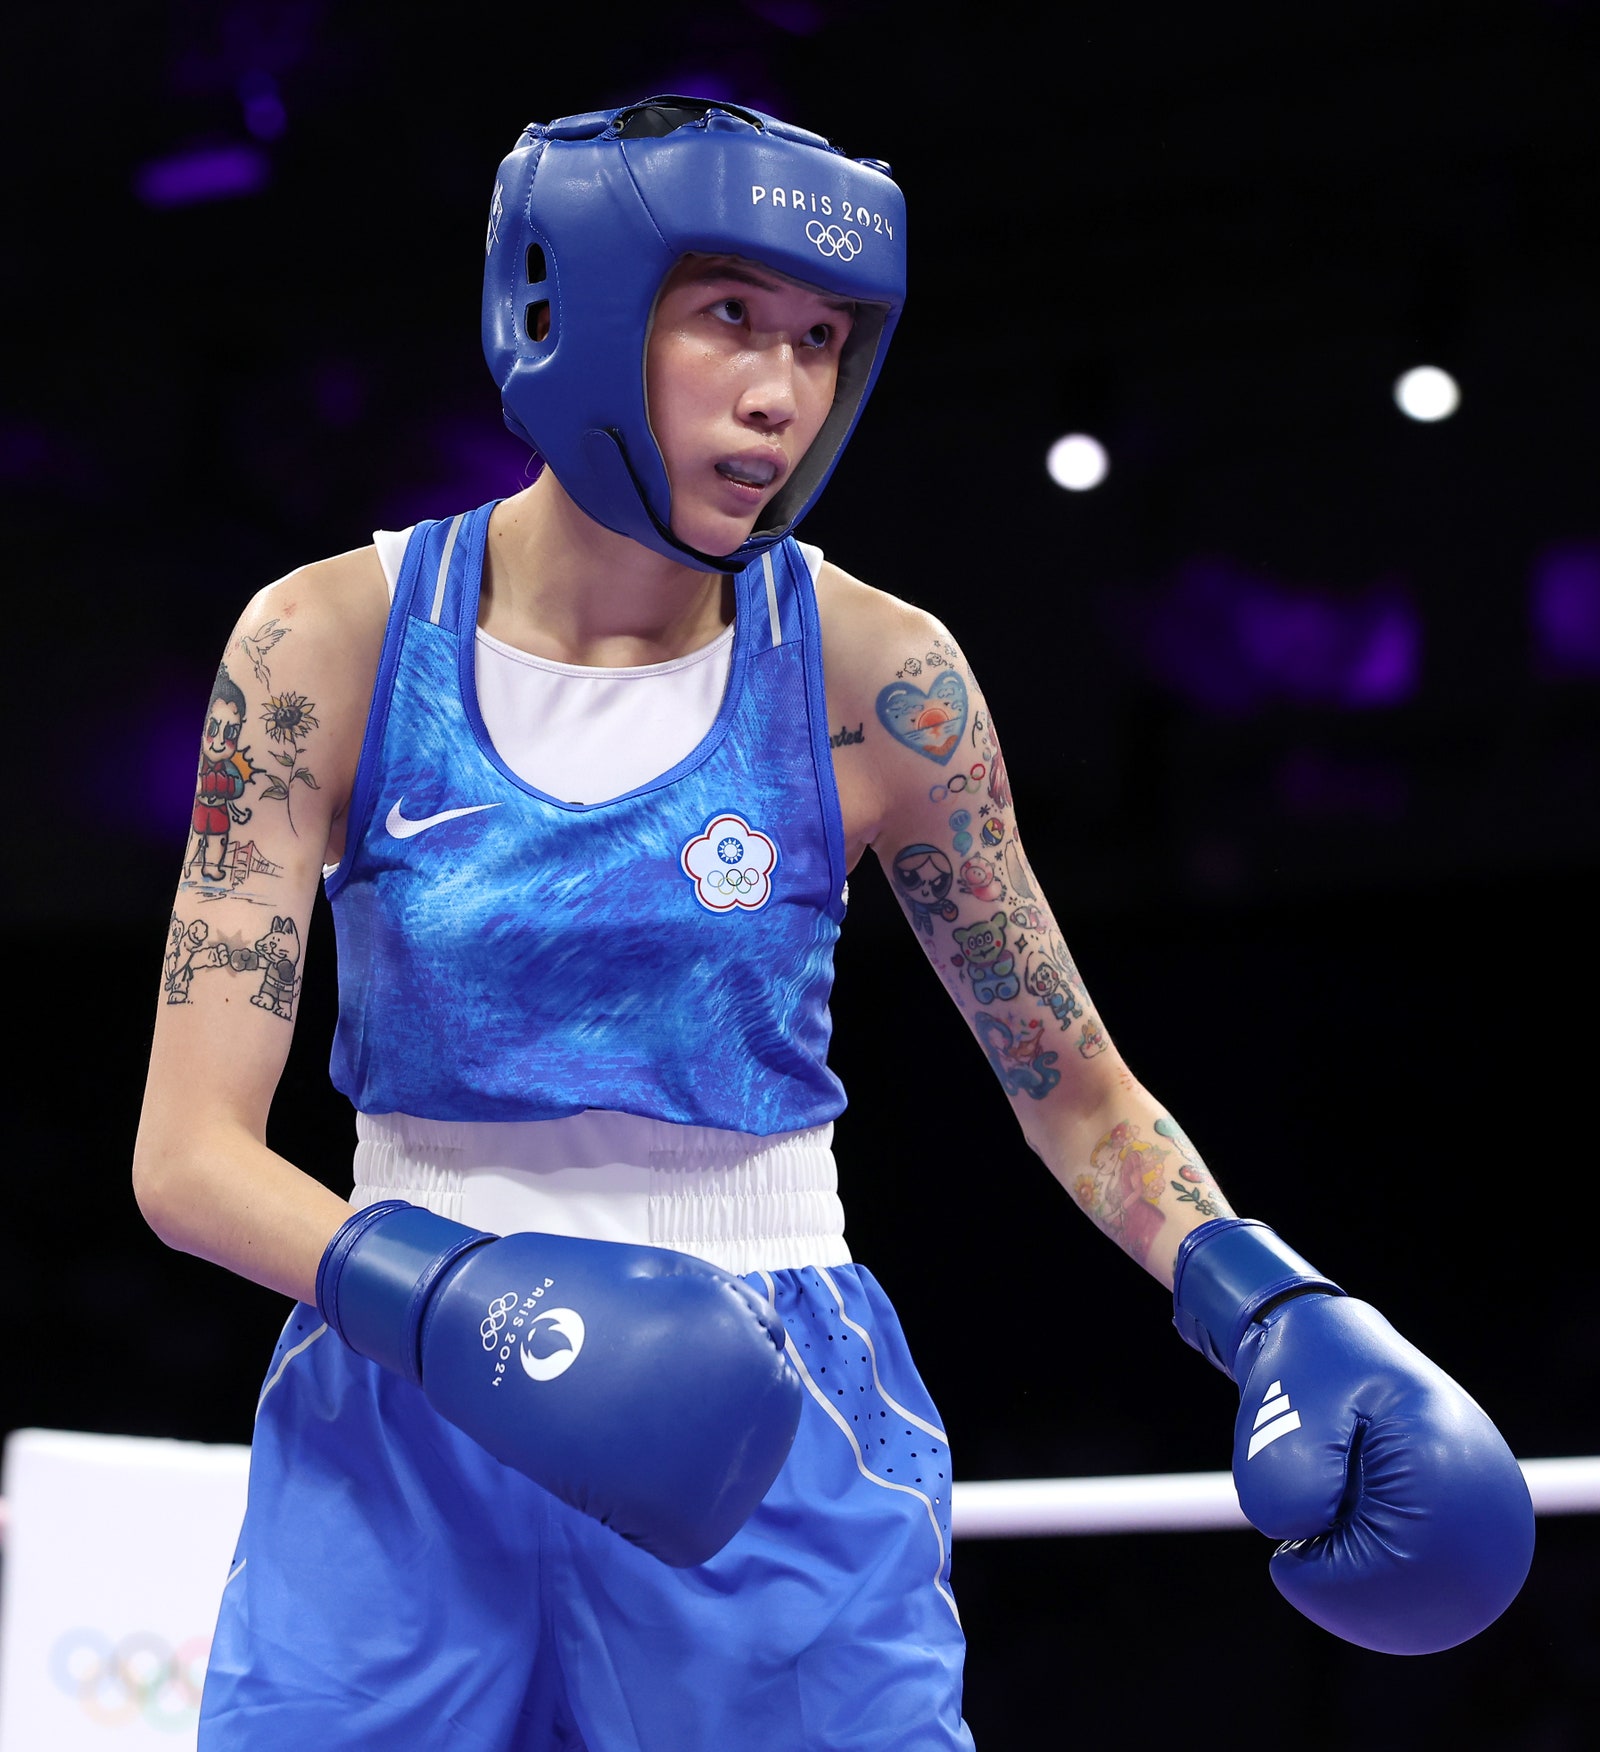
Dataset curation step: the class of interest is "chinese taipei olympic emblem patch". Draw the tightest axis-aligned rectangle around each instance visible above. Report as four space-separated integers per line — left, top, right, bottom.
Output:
681 812 778 912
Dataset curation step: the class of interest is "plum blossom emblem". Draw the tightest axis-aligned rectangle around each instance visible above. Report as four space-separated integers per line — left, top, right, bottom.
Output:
681 811 778 912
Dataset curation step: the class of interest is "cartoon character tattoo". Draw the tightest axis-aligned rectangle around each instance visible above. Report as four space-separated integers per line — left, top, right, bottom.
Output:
162 910 303 1021
1024 946 1084 1028
974 1011 1060 1099
1077 1120 1170 1265
244 916 302 1019
184 663 255 883
951 912 1020 1003
958 855 1005 903
893 634 958 680
164 914 230 1003
891 843 959 936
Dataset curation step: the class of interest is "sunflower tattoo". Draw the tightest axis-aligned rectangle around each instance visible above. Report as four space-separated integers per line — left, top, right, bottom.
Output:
258 691 321 834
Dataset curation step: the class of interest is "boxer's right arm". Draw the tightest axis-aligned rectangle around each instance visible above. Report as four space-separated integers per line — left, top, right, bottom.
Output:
132 546 390 1306
134 550 804 1562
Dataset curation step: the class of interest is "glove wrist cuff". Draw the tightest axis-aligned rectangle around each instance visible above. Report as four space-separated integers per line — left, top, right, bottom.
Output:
1172 1218 1344 1379
316 1201 494 1384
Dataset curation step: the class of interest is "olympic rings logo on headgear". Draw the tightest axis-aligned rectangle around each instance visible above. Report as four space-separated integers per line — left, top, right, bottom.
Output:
49 1627 210 1731
805 220 864 261
481 1292 518 1350
705 868 763 894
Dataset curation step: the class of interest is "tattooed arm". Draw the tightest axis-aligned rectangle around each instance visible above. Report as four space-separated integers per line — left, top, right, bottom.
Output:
133 546 390 1305
818 563 1233 1290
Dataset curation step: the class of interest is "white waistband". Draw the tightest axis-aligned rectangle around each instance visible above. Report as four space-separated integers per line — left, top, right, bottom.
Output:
351 1108 851 1278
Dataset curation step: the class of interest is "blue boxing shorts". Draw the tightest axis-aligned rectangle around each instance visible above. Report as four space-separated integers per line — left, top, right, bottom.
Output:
199 1262 975 1751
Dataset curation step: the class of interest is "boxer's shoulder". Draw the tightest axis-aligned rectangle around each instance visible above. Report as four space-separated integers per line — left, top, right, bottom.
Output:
226 544 390 844
239 544 389 661
814 560 954 851
815 557 985 844
814 558 961 730
814 556 944 648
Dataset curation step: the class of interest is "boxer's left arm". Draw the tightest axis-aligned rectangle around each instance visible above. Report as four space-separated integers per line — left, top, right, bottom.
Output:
819 562 1229 1288
820 565 1534 1651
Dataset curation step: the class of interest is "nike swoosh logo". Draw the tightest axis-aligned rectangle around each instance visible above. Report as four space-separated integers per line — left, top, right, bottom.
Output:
385 798 501 839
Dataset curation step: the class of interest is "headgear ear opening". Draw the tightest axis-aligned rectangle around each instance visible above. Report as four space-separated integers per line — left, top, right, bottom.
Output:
482 96 907 571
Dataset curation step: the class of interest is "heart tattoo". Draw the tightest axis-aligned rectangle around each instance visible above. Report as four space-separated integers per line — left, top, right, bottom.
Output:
875 671 969 765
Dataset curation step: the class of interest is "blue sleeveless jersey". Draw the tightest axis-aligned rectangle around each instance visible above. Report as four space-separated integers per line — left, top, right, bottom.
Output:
326 503 849 1133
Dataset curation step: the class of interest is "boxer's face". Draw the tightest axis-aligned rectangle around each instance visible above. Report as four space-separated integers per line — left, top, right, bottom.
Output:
646 254 854 556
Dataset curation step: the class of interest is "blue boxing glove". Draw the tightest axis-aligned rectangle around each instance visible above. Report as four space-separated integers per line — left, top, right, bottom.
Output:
1173 1218 1534 1654
316 1201 802 1568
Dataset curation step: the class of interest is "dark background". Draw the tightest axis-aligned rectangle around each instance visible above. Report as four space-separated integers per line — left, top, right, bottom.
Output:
5 2 1598 1746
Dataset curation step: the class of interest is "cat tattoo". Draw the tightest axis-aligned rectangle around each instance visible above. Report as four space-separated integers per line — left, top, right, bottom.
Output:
163 911 303 1021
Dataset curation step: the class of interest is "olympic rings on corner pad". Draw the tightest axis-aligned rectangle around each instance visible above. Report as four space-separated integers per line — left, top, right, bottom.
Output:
49 1627 210 1728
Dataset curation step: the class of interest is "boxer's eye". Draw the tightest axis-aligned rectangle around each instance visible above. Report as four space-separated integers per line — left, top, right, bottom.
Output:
712 298 747 325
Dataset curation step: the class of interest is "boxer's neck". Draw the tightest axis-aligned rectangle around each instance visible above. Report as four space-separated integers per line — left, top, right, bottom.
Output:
480 472 731 668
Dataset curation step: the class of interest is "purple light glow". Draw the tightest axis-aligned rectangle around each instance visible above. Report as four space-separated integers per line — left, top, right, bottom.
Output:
312 361 366 430
240 71 287 141
656 72 791 120
744 0 829 33
374 418 542 532
1127 560 1421 715
0 418 105 498
1275 747 1410 823
1531 543 1600 677
108 692 205 844
0 420 47 480
134 143 270 209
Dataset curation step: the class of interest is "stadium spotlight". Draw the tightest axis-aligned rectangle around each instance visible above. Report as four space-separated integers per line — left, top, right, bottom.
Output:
1046 432 1110 491
1393 365 1460 423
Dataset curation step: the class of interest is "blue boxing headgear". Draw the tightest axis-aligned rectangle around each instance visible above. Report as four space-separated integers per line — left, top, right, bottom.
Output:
483 95 907 571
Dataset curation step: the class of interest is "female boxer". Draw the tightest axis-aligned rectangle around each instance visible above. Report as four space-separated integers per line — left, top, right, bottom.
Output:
135 97 1533 1750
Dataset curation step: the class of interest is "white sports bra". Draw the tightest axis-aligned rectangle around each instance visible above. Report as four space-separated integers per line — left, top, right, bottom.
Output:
372 527 823 805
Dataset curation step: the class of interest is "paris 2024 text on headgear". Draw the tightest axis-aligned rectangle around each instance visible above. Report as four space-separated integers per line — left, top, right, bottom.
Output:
482 95 908 572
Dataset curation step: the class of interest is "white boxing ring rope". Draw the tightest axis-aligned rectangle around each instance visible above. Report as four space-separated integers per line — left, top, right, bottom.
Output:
0 1456 1597 1547
949 1457 1600 1538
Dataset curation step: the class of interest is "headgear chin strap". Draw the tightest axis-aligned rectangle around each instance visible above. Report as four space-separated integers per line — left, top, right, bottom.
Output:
483 96 907 572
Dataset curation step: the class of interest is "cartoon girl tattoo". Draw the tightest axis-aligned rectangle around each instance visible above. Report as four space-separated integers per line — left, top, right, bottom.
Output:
184 662 255 883
891 843 959 936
